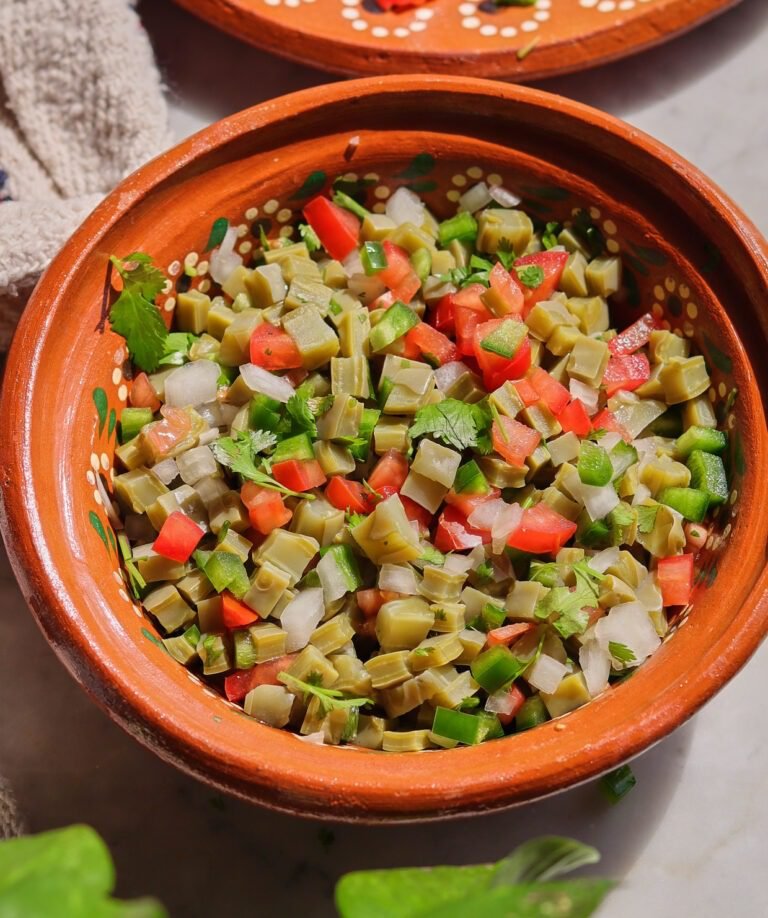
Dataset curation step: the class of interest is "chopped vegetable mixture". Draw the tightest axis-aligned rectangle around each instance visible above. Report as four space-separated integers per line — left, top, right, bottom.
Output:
109 177 728 752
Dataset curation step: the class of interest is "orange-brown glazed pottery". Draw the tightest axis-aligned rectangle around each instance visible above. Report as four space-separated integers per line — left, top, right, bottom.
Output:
1 76 767 822
171 0 740 80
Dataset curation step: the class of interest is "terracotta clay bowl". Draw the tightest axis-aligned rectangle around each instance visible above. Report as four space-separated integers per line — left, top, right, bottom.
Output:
171 0 741 81
2 76 767 822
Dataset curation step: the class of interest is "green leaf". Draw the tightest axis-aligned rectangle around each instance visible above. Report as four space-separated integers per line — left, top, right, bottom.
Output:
298 223 321 253
419 545 445 566
88 511 109 552
0 825 166 917
212 431 309 497
491 836 601 885
108 255 168 373
290 170 327 200
608 641 636 664
204 216 229 251
636 504 659 534
421 879 614 918
395 153 436 179
92 388 108 435
541 221 561 250
278 672 373 716
536 561 603 638
285 387 318 437
409 399 491 452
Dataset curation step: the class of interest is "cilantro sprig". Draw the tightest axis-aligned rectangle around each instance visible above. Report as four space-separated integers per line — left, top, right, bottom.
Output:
608 642 637 664
211 430 314 499
108 253 168 372
409 399 492 452
535 561 604 639
278 672 373 716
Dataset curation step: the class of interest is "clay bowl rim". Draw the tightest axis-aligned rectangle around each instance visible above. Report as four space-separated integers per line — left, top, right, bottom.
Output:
169 0 741 82
2 75 768 823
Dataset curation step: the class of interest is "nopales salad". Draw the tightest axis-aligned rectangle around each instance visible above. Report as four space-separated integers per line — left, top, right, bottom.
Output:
107 177 728 752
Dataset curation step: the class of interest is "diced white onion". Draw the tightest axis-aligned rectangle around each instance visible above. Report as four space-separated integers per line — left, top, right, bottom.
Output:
316 554 349 604
342 250 365 278
547 432 581 467
631 483 652 506
485 687 517 716
633 437 658 457
386 186 425 227
210 225 242 284
458 182 493 214
569 378 600 416
434 361 472 392
467 545 487 569
599 432 622 452
588 546 620 574
489 185 522 208
579 638 611 697
240 363 295 403
595 601 661 666
194 402 219 427
444 553 474 574
280 588 325 652
152 457 180 486
164 359 221 408
491 503 523 555
218 403 240 426
526 654 567 694
296 731 325 745
468 498 506 532
198 428 219 446
635 572 662 613
581 483 620 521
394 368 434 396
176 445 218 485
409 520 422 538
379 563 419 595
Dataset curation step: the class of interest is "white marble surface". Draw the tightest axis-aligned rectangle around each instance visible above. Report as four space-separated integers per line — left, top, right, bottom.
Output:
2 1 767 914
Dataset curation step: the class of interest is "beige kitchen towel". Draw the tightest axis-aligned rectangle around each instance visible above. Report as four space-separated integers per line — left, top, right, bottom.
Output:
0 0 170 351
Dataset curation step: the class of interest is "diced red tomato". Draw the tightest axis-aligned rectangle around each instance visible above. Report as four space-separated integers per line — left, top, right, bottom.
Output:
444 486 501 518
657 553 694 606
378 242 421 304
528 367 570 414
283 367 309 388
434 505 490 551
368 449 409 494
223 654 297 703
483 338 532 391
472 317 528 381
684 522 709 552
143 405 192 459
491 683 527 726
512 378 540 407
356 589 404 618
491 416 541 467
221 591 260 629
249 323 303 370
507 503 577 556
556 399 592 437
602 353 651 397
486 622 537 648
432 293 456 335
514 251 569 313
241 483 293 534
370 290 398 312
483 262 524 316
592 409 632 442
609 312 660 356
452 284 493 357
400 495 433 534
302 195 360 261
129 372 160 412
325 477 372 514
271 459 327 492
152 510 204 563
404 322 458 366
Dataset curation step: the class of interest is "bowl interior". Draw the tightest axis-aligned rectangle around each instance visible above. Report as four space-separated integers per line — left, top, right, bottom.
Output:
5 79 768 821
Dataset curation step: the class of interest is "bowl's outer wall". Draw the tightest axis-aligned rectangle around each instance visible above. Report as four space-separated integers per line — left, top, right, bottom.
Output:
171 0 740 82
2 77 768 821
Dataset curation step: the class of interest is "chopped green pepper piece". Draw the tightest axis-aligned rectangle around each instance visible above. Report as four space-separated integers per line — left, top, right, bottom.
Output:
453 459 489 495
120 407 153 443
322 544 363 593
368 302 420 353
515 694 549 731
431 706 501 745
470 645 520 694
248 394 283 432
687 450 729 506
657 487 710 523
609 440 638 482
202 551 250 599
273 432 315 463
438 212 478 247
578 440 613 487
676 425 727 458
411 248 432 283
360 241 388 276
480 319 527 359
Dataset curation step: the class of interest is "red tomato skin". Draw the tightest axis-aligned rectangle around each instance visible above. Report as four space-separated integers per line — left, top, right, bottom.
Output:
514 251 569 312
512 378 540 407
370 290 398 312
434 505 490 551
528 367 570 414
249 324 303 370
556 399 592 437
302 196 360 261
609 313 660 356
379 242 421 304
241 484 292 534
224 654 297 702
592 409 632 442
129 372 160 412
486 623 537 648
152 511 204 563
356 589 404 618
491 416 541 467
405 323 458 366
400 495 433 533
494 683 527 726
221 592 260 629
444 487 500 518
657 554 694 606
325 477 372 514
368 449 409 493
482 262 524 316
602 353 651 397
507 503 577 556
432 294 456 335
271 459 327 492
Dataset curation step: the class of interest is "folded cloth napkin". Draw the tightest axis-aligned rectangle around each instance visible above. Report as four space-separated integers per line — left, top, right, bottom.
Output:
0 0 170 352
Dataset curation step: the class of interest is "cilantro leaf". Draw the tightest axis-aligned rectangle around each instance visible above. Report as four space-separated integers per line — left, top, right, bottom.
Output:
636 505 659 534
420 545 445 566
108 254 168 372
409 399 490 451
298 222 321 253
285 386 317 436
535 561 604 638
541 222 562 250
495 241 516 270
608 642 637 664
346 512 368 528
278 672 373 716
515 264 545 289
211 430 309 498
